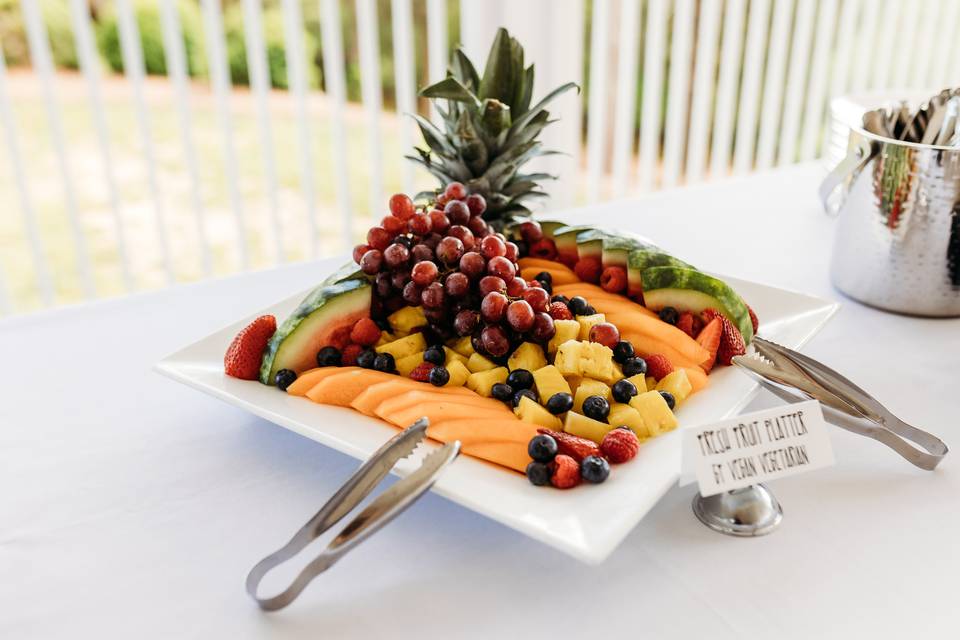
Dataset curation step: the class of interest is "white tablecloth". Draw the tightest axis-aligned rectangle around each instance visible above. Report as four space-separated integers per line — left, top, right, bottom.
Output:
3 164 958 638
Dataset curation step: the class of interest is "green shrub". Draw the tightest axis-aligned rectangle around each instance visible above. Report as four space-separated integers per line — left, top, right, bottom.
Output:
223 3 319 90
0 0 77 69
96 0 206 77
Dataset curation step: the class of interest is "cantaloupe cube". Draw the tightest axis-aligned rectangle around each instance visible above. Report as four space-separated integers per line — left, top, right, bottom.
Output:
387 306 427 336
395 351 425 377
573 379 611 412
467 352 498 373
576 313 606 340
515 396 562 429
444 360 471 387
466 366 509 397
376 333 426 360
548 320 581 354
629 391 678 435
656 369 693 403
508 342 547 372
532 365 571 404
563 411 612 444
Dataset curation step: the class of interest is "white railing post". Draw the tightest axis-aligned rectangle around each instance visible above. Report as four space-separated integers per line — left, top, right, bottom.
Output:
685 0 723 183
426 0 448 125
356 0 385 217
391 0 417 195
711 0 747 180
638 0 667 192
732 0 771 174
662 0 695 188
610 0 641 199
585 0 612 202
320 0 354 249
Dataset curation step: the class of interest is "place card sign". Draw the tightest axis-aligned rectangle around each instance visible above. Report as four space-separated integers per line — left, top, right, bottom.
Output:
681 400 835 497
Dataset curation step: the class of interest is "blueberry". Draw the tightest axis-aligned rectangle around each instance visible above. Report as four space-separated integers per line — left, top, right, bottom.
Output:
580 455 610 484
423 345 445 365
612 340 635 364
506 369 534 390
534 271 553 286
513 388 538 408
568 296 590 316
528 434 558 462
545 392 574 415
526 461 551 486
393 235 414 249
274 369 297 391
539 280 553 294
356 349 377 369
622 356 647 377
373 352 396 373
582 304 596 315
658 306 679 325
317 346 342 367
659 390 676 410
612 379 638 403
551 294 570 306
429 366 450 386
491 383 514 403
582 395 610 422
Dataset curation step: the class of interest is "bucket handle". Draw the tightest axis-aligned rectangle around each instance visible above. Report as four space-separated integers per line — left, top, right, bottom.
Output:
819 137 877 217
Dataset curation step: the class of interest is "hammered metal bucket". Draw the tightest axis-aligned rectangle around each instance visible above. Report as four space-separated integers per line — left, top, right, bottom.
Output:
820 127 960 316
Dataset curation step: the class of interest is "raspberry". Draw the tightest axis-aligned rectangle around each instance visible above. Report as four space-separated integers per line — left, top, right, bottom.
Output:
676 312 695 337
409 361 435 382
548 301 573 320
350 317 381 347
748 305 759 334
224 315 277 380
537 428 601 462
599 266 627 293
573 257 602 283
601 428 640 463
529 238 558 260
342 343 363 366
645 354 674 381
549 454 581 489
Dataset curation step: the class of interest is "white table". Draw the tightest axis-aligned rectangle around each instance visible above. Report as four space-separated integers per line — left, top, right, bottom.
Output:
4 164 958 638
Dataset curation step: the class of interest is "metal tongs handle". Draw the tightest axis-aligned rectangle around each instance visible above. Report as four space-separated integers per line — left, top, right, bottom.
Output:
733 338 948 471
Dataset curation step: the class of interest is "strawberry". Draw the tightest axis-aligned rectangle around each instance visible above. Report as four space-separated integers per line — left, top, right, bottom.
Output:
537 428 601 462
350 317 382 347
599 266 628 293
342 343 363 366
409 361 435 382
549 454 581 489
748 305 759 334
548 301 573 321
224 315 276 380
529 238 558 260
573 257 602 284
695 317 722 372
701 308 745 366
645 354 674 381
601 428 640 463
676 312 695 337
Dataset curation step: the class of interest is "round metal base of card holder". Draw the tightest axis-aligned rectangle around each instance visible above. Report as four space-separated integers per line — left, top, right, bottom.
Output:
692 484 783 537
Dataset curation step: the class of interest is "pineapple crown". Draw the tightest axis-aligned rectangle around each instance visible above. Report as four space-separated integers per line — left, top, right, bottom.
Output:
407 28 578 222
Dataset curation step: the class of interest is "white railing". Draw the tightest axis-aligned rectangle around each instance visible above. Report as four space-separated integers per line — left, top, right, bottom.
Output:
2 0 959 315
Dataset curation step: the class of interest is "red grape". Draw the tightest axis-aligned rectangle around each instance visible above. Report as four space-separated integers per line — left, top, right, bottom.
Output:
478 275 506 296
352 243 370 264
504 242 519 262
391 268 410 289
384 296 405 313
444 272 470 297
376 272 395 297
389 193 415 220
424 233 443 249
436 236 465 265
411 243 434 262
459 251 486 279
468 216 489 237
480 235 507 259
506 276 528 296
367 226 392 251
519 221 543 243
481 292 509 322
382 214 406 235
521 287 550 312
466 193 486 217
421 282 445 308
531 312 556 342
494 232 507 242
447 225 475 251
588 322 620 348
445 200 470 225
408 212 432 235
453 309 479 336
383 243 410 268
445 181 467 200
411 260 439 286
360 249 383 274
506 300 535 332
527 279 543 289
428 210 450 234
481 325 510 357
402 281 422 305
436 192 450 207
487 255 516 279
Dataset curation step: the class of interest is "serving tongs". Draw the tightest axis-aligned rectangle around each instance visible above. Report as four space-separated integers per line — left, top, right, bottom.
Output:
732 338 947 471
246 419 459 610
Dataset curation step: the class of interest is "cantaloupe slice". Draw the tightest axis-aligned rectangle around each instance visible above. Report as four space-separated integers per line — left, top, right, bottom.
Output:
607 313 709 366
285 367 351 396
682 366 709 394
384 401 512 429
517 257 573 272
459 441 532 473
520 267 580 285
304 369 396 406
428 417 538 446
350 379 475 415
374 389 511 422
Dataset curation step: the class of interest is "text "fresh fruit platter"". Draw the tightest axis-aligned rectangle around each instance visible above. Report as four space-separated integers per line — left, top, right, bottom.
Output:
223 29 758 490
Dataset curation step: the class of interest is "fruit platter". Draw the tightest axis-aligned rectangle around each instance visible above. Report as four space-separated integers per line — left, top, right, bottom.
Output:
157 30 837 561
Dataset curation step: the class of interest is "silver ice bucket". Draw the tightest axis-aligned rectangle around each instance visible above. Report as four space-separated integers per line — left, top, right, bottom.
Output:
820 126 960 317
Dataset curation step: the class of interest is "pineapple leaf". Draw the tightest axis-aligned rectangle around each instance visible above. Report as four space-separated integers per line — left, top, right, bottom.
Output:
478 28 516 104
507 81 579 140
512 172 557 182
456 111 489 174
502 180 539 197
420 76 480 107
412 114 458 157
404 155 459 184
450 49 480 91
509 190 550 204
514 65 535 116
508 111 553 147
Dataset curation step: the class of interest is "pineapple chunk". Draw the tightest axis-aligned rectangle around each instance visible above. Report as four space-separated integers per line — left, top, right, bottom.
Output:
532 365 572 404
515 396 562 429
626 373 647 393
448 335 475 357
630 391 678 435
375 333 426 360
573 379 612 412
466 366 509 397
508 342 548 372
576 313 606 340
563 411 613 444
553 340 583 376
444 360 471 387
467 352 498 373
444 346 469 368
565 375 585 396
375 331 397 347
646 376 657 391
656 369 693 404
579 341 615 381
387 306 427 336
607 403 649 437
395 351 425 377
548 319 581 354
